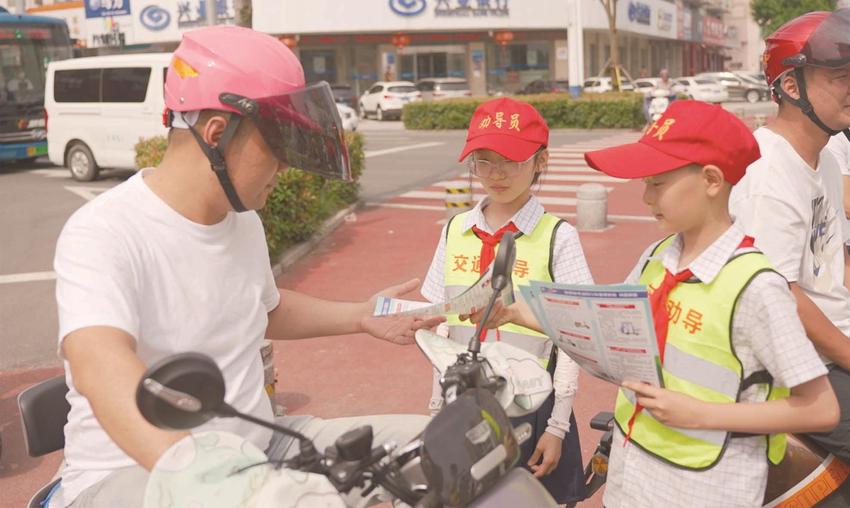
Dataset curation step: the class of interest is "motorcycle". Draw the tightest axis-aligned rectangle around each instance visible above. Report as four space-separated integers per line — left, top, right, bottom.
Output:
646 87 673 127
574 413 850 507
134 232 559 508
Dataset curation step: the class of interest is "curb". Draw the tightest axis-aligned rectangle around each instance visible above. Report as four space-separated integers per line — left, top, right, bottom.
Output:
271 201 363 278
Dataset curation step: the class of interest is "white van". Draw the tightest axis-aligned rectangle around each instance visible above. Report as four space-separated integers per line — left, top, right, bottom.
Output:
46 53 171 181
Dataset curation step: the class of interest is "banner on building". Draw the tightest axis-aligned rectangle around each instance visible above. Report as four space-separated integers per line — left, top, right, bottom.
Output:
85 0 236 48
84 0 130 19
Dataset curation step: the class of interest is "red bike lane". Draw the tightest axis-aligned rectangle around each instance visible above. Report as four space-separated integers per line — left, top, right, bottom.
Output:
274 192 660 507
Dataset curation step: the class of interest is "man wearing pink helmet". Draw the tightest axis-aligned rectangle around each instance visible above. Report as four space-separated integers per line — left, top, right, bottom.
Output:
50 26 440 507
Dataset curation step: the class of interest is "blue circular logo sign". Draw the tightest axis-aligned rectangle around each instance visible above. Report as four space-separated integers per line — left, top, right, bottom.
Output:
140 5 171 31
389 0 427 16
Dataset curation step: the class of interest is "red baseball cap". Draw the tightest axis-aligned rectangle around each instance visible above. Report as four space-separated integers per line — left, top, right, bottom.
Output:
584 100 760 184
458 98 549 162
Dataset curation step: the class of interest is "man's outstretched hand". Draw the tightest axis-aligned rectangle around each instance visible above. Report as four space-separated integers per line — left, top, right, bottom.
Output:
360 278 445 345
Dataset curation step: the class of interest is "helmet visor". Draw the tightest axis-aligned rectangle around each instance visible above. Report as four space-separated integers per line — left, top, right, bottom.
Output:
221 82 352 181
803 8 850 69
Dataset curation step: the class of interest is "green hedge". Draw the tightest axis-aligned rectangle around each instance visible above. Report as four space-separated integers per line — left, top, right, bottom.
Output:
134 132 364 259
402 92 644 130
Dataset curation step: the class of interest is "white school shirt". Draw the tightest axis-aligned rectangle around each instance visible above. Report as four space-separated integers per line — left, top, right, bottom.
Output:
53 169 281 505
605 225 827 508
826 133 850 177
422 195 593 438
730 127 850 344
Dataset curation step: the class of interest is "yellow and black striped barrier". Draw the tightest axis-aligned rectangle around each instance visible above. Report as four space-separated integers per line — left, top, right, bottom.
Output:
445 181 472 218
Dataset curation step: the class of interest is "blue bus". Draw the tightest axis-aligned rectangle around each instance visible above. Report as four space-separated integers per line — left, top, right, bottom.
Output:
0 7 72 163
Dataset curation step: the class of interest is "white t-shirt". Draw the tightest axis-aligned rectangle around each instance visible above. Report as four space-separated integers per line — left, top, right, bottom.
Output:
54 170 281 505
730 127 850 339
827 133 850 177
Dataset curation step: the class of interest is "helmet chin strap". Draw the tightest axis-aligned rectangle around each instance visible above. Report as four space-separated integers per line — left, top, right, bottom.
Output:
776 67 843 137
186 115 248 213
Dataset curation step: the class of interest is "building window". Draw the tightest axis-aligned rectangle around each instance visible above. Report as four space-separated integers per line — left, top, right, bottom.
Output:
487 41 550 93
301 49 337 85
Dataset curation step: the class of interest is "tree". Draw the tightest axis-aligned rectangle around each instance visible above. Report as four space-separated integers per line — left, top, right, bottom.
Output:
233 0 251 27
751 0 836 37
598 0 632 91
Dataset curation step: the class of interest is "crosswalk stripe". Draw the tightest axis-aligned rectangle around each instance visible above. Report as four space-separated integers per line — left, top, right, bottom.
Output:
374 133 641 213
433 181 612 193
399 190 578 206
540 174 626 183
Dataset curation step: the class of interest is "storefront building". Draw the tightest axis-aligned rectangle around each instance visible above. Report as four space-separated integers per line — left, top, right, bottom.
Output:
7 0 739 92
254 0 731 95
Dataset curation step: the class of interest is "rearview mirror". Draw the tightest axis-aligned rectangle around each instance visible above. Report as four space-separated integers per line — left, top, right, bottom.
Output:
135 353 226 431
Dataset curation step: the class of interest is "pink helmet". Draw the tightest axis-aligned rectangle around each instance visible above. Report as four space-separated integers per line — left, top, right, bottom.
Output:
165 25 305 113
162 25 350 214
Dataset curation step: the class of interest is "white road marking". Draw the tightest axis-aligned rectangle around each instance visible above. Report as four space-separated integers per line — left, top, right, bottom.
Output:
64 186 106 202
364 142 445 158
30 169 67 179
0 271 56 284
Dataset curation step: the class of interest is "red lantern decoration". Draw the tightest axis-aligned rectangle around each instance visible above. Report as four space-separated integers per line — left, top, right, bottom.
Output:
391 33 411 51
493 30 514 46
279 35 298 49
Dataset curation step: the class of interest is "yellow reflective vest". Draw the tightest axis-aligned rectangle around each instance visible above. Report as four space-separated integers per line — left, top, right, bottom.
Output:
444 211 563 366
614 236 789 470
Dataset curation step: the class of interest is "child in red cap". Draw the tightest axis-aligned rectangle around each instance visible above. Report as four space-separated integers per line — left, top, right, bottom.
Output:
420 97 591 504
581 100 838 507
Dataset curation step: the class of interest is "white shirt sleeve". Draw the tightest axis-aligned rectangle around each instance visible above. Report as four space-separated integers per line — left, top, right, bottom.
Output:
54 214 141 352
545 223 591 438
551 222 594 284
734 272 828 389
421 224 448 304
731 194 807 283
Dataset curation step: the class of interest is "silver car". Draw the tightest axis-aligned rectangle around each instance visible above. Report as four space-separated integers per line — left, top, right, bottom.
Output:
415 77 472 100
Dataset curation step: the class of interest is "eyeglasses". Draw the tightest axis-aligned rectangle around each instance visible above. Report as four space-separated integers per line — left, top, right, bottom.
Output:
466 150 541 178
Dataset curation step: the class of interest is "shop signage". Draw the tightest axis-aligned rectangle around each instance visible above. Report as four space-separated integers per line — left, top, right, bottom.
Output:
657 7 673 33
84 0 130 19
177 0 234 28
139 5 171 31
702 14 725 46
389 0 427 17
434 0 509 18
628 1 651 26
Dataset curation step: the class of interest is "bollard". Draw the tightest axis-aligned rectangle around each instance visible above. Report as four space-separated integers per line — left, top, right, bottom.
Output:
445 180 473 219
576 183 608 231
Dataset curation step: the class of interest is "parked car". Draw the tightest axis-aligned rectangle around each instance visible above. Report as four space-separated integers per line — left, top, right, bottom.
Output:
330 83 358 111
358 81 421 121
415 77 471 100
46 53 171 181
741 71 767 84
734 71 771 96
582 76 635 93
335 103 358 131
672 76 729 103
517 79 570 95
696 72 768 103
633 78 659 96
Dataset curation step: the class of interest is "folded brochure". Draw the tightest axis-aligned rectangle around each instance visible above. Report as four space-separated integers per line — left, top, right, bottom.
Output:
521 282 664 387
373 264 516 318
